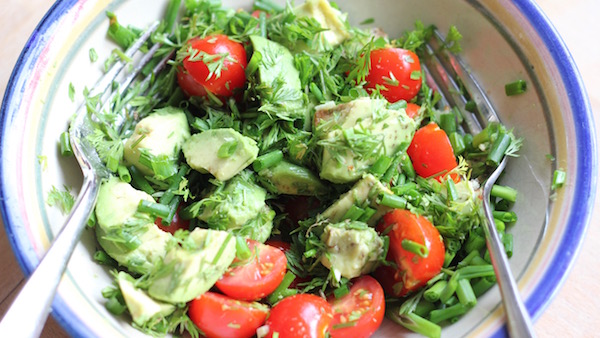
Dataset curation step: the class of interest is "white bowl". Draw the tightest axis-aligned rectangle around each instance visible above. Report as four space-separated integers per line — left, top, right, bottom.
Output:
0 0 596 337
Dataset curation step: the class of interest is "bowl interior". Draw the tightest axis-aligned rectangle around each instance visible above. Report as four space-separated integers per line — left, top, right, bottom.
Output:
0 0 594 337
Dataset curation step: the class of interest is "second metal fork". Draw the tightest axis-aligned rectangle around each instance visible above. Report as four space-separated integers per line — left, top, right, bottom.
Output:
422 31 536 337
0 21 167 338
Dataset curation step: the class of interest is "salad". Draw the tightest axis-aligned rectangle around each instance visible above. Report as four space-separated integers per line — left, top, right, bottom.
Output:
68 0 523 337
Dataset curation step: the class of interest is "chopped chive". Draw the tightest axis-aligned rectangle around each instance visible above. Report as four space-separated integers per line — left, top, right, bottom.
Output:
391 312 441 338
162 0 181 34
464 234 485 254
505 79 527 96
106 12 137 49
424 280 447 302
358 207 376 222
379 193 407 209
486 132 511 166
370 155 393 176
456 264 495 279
218 140 238 158
446 178 458 203
401 239 429 258
551 169 566 190
490 184 518 203
259 11 267 38
138 200 170 219
267 271 298 304
129 166 154 194
162 196 180 225
494 218 506 233
399 153 416 180
456 279 477 307
117 165 131 183
449 132 465 155
253 0 284 13
89 48 98 62
253 150 283 172
342 204 365 221
503 233 514 258
212 233 234 265
245 50 262 77
472 276 496 297
429 303 469 324
359 17 375 25
457 250 480 268
413 300 437 318
59 131 73 157
439 113 456 134
235 236 252 260
332 321 358 329
310 82 325 102
492 210 517 223
440 272 459 304
68 82 76 102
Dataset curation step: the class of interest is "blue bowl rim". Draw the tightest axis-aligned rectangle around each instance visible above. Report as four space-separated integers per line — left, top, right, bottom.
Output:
0 0 596 337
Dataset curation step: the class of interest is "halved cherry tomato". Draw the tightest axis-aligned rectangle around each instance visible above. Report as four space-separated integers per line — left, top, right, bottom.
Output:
188 292 268 338
265 294 333 338
373 263 404 298
376 209 445 297
215 239 287 301
177 34 247 98
405 102 421 119
282 195 321 227
407 122 458 182
154 205 189 235
328 276 385 338
364 48 422 103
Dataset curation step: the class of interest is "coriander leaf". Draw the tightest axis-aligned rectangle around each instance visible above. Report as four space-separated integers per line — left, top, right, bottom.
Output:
47 185 75 215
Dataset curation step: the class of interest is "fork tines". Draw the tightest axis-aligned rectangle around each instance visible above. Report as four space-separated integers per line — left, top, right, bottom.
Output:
422 30 501 135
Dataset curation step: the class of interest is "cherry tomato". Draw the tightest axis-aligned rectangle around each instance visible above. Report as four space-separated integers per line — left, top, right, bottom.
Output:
216 239 287 301
188 292 268 338
364 48 422 103
405 102 421 119
154 205 189 235
407 122 459 182
328 276 385 338
282 196 321 227
372 263 405 298
377 209 445 296
177 34 247 98
265 294 333 338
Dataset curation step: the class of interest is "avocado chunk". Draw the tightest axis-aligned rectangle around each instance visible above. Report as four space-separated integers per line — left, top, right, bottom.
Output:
124 107 190 177
258 160 328 196
320 221 384 280
315 97 418 184
249 35 306 119
182 128 259 182
320 174 392 226
193 171 274 242
95 177 171 275
295 0 351 48
117 272 175 327
147 228 236 303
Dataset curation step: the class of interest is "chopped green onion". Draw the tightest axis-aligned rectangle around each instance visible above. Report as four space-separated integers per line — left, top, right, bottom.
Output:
490 184 518 203
472 276 496 297
235 236 252 260
267 271 298 304
429 303 469 324
503 233 514 258
492 210 517 223
369 155 393 176
310 82 325 102
253 150 283 172
59 131 73 157
342 204 366 221
440 272 459 304
446 178 458 203
392 312 441 338
424 280 447 302
138 200 170 219
505 79 527 96
379 193 408 209
218 140 239 158
358 207 377 222
486 132 511 166
401 239 429 258
449 132 465 155
129 165 154 195
399 153 416 180
105 296 127 315
551 169 566 190
212 233 234 265
117 165 131 183
456 279 477 307
439 113 456 134
333 284 350 299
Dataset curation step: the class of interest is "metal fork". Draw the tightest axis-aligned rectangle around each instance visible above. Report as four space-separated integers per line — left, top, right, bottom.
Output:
0 22 166 337
422 31 536 337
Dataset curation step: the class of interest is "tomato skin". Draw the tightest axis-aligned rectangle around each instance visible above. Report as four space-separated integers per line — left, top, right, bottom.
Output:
265 294 334 338
328 276 385 338
364 48 422 103
188 292 268 338
405 102 421 119
154 205 189 235
215 239 287 301
377 209 445 297
407 122 458 182
177 34 247 98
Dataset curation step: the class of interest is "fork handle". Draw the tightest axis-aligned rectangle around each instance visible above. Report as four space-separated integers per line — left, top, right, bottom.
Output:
482 201 536 338
0 174 101 337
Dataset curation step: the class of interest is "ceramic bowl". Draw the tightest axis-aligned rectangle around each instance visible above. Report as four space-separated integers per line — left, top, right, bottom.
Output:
0 0 595 337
